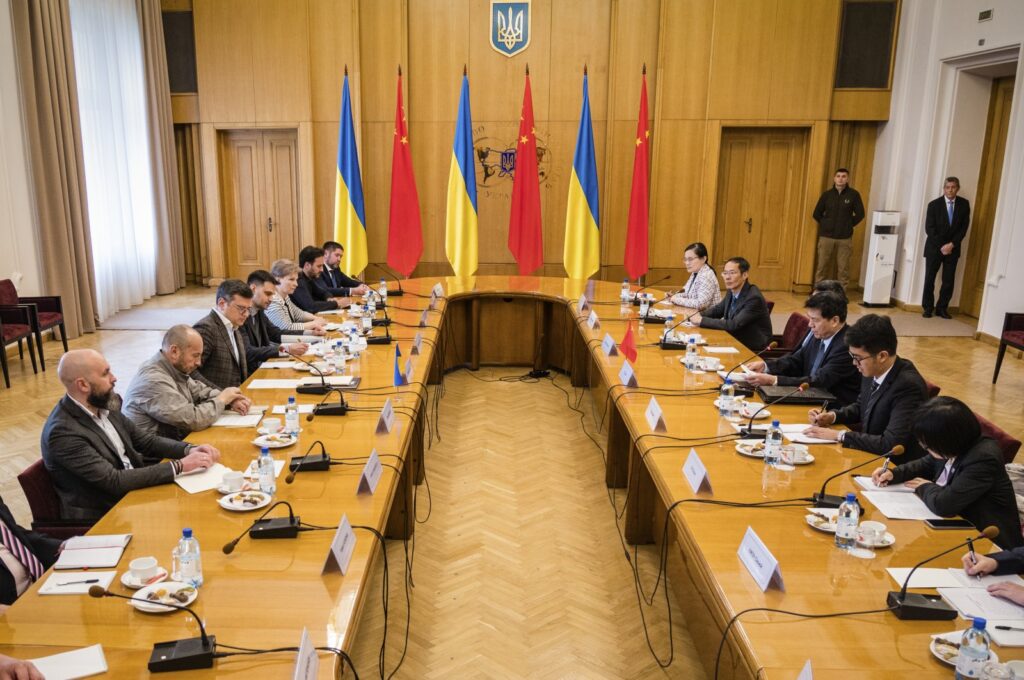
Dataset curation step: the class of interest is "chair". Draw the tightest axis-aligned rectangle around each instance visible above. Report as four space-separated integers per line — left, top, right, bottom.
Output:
975 412 1022 464
0 279 68 372
16 460 92 540
993 312 1024 384
0 305 38 388
763 311 809 359
923 378 941 399
765 300 775 314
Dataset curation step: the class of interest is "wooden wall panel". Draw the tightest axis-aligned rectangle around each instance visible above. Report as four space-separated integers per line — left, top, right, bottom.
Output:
648 120 707 273
656 0 713 121
252 0 311 123
823 120 879 289
768 0 840 120
548 0 611 122
358 0 405 124
193 0 255 123
408 0 469 124
707 0 776 120
312 121 338 247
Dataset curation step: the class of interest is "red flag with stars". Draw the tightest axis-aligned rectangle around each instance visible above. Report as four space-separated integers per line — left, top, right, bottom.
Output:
386 67 423 277
508 66 543 275
623 67 650 280
619 320 638 363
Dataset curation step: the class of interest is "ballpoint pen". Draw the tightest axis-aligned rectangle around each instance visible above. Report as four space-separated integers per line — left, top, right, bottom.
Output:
58 579 100 586
995 625 1024 631
967 538 981 581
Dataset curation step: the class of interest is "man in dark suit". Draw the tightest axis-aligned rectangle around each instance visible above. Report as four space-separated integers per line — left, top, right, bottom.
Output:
691 257 773 351
922 176 971 319
744 292 861 406
241 270 309 375
805 314 928 460
292 245 344 313
41 350 220 522
193 279 253 389
321 241 369 297
0 495 61 607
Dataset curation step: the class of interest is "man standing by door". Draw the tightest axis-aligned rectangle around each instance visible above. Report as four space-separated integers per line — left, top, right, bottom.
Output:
813 168 865 290
921 177 970 319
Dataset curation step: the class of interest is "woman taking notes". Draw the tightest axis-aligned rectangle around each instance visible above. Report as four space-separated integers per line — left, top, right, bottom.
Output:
871 397 1023 549
670 242 721 311
265 259 327 336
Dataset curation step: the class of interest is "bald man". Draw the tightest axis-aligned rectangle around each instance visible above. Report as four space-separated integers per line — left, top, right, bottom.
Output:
40 349 221 522
123 325 250 440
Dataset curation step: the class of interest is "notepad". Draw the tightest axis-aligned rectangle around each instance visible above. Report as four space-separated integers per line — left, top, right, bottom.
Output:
989 622 1024 647
854 476 912 493
29 644 108 679
53 535 132 570
260 360 299 370
778 424 837 445
211 413 263 427
704 346 740 354
173 462 230 494
886 567 961 589
939 586 1024 620
38 570 116 595
864 490 942 520
271 403 315 414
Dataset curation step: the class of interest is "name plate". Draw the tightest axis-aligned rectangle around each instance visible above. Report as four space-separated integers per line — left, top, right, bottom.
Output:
404 358 414 384
323 514 356 575
357 449 383 494
411 332 423 355
419 309 429 327
361 315 372 330
432 282 444 297
429 291 437 310
601 333 619 357
644 396 666 432
376 397 396 435
586 309 600 330
618 360 638 388
292 628 319 680
797 660 813 680
577 294 589 313
737 526 785 592
682 448 712 494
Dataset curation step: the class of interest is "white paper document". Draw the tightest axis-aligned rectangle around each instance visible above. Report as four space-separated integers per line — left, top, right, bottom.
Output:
260 361 299 370
988 622 1024 647
853 476 912 493
863 490 942 520
886 567 962 589
211 413 263 428
939 586 1024 620
29 644 108 679
777 424 836 445
703 346 740 354
248 379 303 389
300 376 354 386
173 462 230 494
38 570 116 595
53 535 132 570
271 403 315 414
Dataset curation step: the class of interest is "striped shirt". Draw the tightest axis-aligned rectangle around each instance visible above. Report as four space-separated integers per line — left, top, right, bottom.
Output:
670 264 722 311
265 294 316 333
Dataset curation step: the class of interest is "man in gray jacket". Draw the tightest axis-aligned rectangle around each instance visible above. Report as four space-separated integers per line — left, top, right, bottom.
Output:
41 349 220 522
123 325 250 440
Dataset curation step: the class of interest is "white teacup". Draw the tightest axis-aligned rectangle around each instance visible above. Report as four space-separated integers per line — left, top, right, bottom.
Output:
262 417 282 434
859 520 887 545
701 356 722 371
129 556 158 581
312 361 335 375
222 470 244 491
1004 660 1024 679
784 444 810 463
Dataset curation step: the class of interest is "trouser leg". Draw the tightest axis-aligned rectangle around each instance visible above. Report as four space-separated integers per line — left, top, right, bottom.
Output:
936 253 959 312
815 237 836 283
922 255 941 313
835 238 853 290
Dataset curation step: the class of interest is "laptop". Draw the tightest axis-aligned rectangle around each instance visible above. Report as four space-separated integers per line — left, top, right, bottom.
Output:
755 384 836 405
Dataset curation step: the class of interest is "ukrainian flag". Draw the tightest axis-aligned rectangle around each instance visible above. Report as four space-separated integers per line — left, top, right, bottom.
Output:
445 72 478 278
334 71 368 277
563 71 600 280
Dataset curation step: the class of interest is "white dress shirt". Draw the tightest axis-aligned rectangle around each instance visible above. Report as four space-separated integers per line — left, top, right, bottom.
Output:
213 307 240 364
70 398 131 469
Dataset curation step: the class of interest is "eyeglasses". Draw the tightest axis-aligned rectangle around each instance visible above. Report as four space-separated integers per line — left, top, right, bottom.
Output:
683 256 700 263
229 302 252 316
848 351 875 365
721 269 741 277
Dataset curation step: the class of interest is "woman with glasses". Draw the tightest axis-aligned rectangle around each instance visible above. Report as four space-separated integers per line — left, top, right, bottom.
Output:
265 259 327 335
872 396 1023 549
670 242 721 311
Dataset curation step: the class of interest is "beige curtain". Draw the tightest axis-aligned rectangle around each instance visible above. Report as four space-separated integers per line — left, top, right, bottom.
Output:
137 0 185 294
11 0 96 338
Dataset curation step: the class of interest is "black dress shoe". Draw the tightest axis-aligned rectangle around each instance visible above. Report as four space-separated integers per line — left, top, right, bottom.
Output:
937 310 952 319
922 310 933 318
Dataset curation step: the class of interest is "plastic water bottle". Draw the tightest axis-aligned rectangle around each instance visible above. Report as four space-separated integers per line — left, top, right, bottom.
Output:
719 379 735 417
834 493 860 549
367 295 377 315
639 295 650 324
258 446 276 495
955 617 991 679
764 420 783 466
378 278 388 301
664 311 675 340
171 528 203 588
620 279 630 304
685 339 698 369
284 396 299 434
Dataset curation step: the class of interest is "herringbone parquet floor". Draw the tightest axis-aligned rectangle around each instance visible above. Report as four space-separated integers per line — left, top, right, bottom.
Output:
349 369 704 679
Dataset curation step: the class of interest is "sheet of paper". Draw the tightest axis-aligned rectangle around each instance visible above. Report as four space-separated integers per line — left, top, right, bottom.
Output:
777 424 837 445
243 458 286 480
272 404 315 414
38 570 116 595
173 462 230 494
886 567 962 589
63 534 130 550
948 569 1024 590
939 587 1024 620
717 369 750 384
29 644 108 680
248 379 302 389
988 622 1024 647
300 376 354 386
863 490 942 520
853 476 912 493
260 361 299 370
211 413 263 428
704 346 740 354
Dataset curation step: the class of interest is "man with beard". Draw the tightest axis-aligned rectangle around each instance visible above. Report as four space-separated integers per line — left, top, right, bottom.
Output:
41 350 220 523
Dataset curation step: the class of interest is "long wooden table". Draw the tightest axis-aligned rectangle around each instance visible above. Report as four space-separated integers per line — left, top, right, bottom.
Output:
0 277 1016 678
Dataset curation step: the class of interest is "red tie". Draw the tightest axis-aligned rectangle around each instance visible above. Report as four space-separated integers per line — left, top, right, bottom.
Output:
0 520 45 581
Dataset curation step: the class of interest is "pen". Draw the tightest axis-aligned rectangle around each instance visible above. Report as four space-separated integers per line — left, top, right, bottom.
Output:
57 579 100 586
967 538 981 581
995 626 1024 632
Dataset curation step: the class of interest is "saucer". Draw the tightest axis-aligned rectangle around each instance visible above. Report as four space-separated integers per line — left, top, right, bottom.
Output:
120 567 168 590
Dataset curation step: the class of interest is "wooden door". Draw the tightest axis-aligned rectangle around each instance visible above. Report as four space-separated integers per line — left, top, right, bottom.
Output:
960 76 1014 318
714 128 808 291
220 129 300 279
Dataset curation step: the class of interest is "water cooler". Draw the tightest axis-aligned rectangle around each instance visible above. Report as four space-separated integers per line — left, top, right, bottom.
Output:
861 211 900 306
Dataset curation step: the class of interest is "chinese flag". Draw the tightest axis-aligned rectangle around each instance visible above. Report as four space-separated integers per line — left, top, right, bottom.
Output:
619 320 638 363
508 66 543 275
387 66 423 277
623 67 650 280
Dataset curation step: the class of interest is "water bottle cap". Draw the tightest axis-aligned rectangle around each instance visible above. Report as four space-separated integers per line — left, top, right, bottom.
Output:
623 279 628 283
973 617 987 629
845 493 856 502
288 396 296 404
261 447 270 456
771 420 780 427
724 378 732 384
182 528 192 538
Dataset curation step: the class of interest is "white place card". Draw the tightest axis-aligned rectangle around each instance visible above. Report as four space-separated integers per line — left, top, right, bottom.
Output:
644 396 666 432
586 309 600 330
293 627 319 680
618 360 638 388
682 448 712 494
323 514 356 575
577 294 589 313
737 526 785 592
432 282 444 297
376 397 396 435
419 309 429 327
429 291 437 310
357 449 383 495
29 644 107 680
411 332 423 355
797 659 813 680
404 358 414 385
361 316 373 330
601 333 619 357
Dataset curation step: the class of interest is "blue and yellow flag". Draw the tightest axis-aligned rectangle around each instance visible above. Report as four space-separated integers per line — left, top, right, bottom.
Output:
334 71 368 276
445 72 478 277
563 71 600 280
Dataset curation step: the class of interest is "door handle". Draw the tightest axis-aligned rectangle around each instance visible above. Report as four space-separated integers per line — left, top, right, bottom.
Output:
744 217 752 233
267 218 273 233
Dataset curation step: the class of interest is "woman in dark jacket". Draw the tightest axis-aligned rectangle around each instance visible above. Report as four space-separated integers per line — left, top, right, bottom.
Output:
871 396 1023 549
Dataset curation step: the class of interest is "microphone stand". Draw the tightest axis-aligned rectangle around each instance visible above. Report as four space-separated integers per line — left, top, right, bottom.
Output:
376 262 405 296
630 275 671 306
365 290 394 345
222 501 302 548
658 309 701 349
738 383 808 439
287 440 333 478
293 351 333 396
809 446 903 508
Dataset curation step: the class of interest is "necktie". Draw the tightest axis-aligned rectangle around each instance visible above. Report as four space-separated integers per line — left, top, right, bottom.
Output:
947 201 954 225
0 519 45 581
810 340 826 375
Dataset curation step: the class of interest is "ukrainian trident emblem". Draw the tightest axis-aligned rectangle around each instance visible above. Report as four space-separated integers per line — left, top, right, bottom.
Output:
490 1 531 57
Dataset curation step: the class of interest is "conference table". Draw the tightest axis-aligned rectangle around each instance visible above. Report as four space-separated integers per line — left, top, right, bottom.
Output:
0 276 1019 679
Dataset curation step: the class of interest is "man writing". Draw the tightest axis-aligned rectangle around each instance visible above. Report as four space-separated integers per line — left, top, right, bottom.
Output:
321 241 369 297
812 168 865 290
690 257 773 352
922 176 970 319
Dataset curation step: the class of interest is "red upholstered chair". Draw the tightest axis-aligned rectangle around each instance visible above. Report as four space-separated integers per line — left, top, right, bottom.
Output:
993 312 1024 384
763 312 810 359
923 378 941 399
0 305 38 388
765 300 775 314
16 460 92 540
0 278 68 372
975 413 1022 464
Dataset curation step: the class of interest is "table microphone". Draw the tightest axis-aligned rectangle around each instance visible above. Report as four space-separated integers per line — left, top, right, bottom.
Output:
738 383 808 439
286 440 332 480
376 263 405 296
810 445 904 508
887 525 998 620
365 294 394 344
658 309 701 349
89 585 215 672
293 351 333 396
303 384 350 419
630 275 671 305
222 501 301 553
